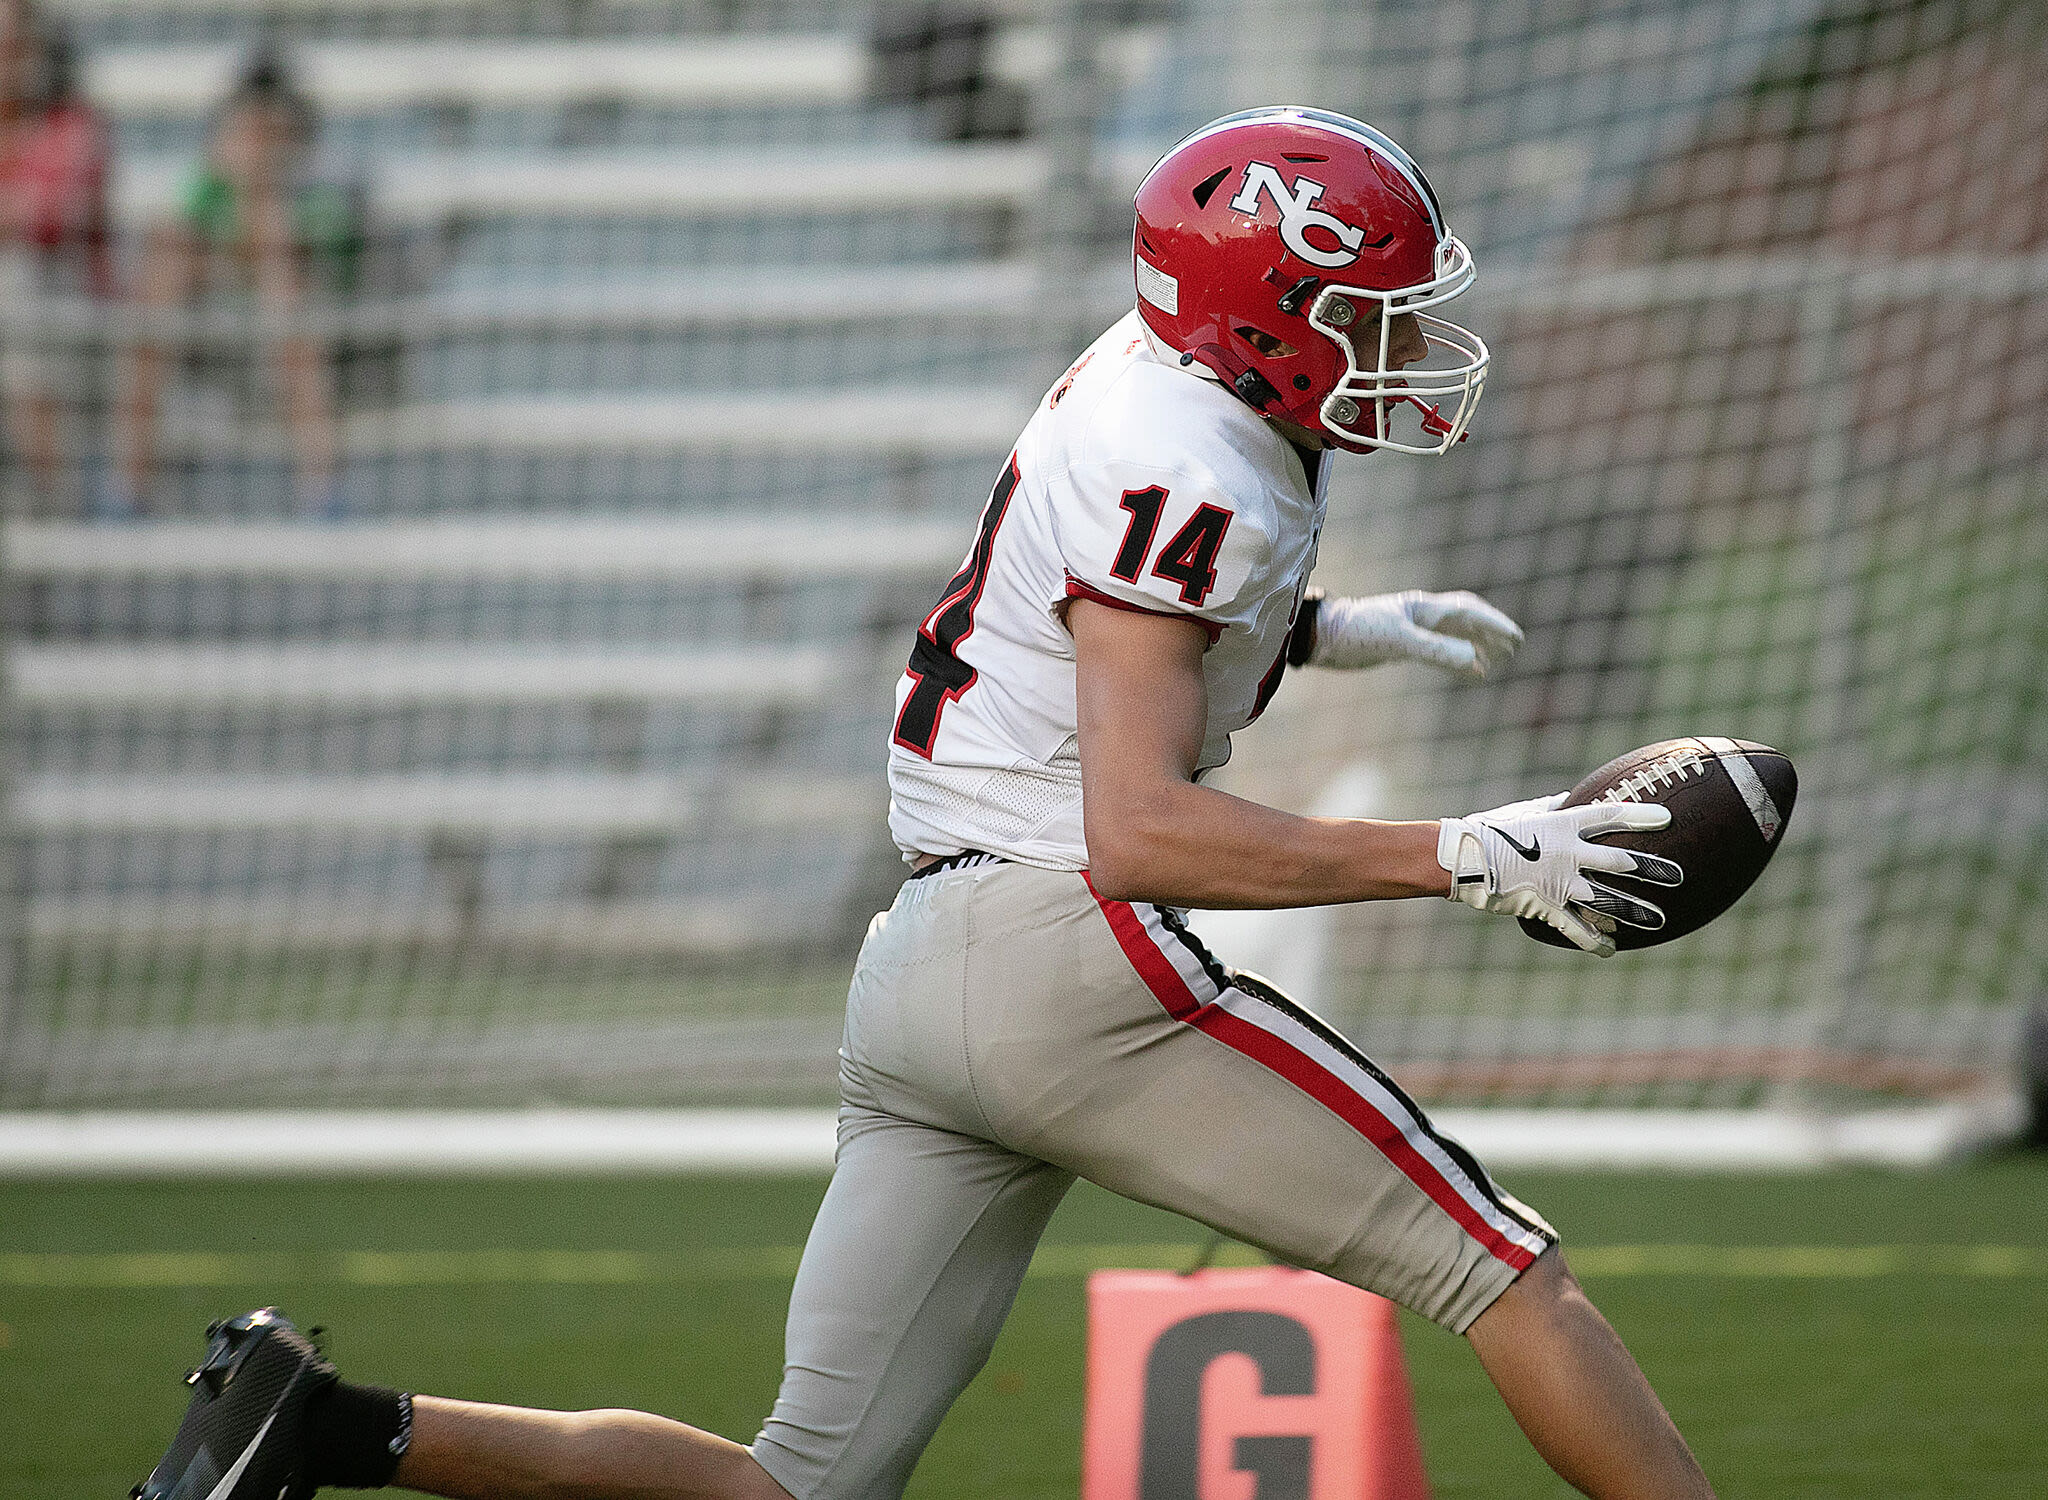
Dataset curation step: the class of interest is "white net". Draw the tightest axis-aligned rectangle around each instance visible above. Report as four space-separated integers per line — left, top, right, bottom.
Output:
0 0 2040 1118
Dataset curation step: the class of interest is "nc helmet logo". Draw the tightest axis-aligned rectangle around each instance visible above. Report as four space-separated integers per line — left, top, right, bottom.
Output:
1228 161 1367 269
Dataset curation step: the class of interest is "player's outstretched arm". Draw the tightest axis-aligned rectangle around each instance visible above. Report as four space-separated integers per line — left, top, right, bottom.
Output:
1071 599 1664 943
1303 587 1524 677
1072 597 1445 909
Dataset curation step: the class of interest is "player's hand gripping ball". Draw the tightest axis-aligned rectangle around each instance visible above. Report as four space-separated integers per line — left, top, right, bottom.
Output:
1439 794 1678 956
1518 736 1797 951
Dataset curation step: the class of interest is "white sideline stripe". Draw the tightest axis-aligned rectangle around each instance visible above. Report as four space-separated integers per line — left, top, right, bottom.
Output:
0 1110 840 1175
16 771 878 834
88 37 865 114
0 1104 2016 1176
1443 1100 2026 1171
8 643 869 708
4 516 974 580
113 146 1047 228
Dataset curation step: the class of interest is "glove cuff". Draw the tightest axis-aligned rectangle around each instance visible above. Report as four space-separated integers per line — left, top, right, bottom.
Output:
1286 587 1324 668
1436 817 1490 905
1306 590 1416 671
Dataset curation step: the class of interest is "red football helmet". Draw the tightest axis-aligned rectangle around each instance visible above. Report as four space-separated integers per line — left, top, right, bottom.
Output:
1131 106 1488 455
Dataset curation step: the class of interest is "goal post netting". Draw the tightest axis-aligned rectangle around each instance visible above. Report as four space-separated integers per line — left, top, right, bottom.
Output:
0 0 2040 1139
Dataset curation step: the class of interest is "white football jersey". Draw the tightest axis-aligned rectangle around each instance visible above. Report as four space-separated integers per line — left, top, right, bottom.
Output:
887 310 1331 870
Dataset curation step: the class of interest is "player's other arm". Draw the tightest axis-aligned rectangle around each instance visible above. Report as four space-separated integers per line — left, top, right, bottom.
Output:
1071 597 1447 910
1298 585 1524 678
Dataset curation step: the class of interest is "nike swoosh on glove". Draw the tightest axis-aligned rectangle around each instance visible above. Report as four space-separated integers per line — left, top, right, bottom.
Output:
1309 589 1524 678
1437 793 1683 956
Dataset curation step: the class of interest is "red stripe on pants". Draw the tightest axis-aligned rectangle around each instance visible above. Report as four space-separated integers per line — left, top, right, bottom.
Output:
1082 874 1203 1020
1191 1004 1538 1271
1085 878 1537 1272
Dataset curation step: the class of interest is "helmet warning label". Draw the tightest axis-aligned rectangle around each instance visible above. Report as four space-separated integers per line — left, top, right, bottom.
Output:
1136 255 1179 315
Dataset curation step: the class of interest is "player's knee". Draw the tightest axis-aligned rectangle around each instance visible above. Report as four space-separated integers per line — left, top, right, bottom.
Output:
1469 1242 1583 1342
1523 1241 1577 1291
1517 1242 1597 1310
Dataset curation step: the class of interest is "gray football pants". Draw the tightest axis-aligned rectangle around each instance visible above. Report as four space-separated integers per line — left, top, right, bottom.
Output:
749 855 1553 1500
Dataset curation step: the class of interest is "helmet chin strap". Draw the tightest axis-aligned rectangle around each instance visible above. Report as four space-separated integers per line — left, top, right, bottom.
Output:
1139 319 1285 415
1182 337 1283 414
1226 363 1284 412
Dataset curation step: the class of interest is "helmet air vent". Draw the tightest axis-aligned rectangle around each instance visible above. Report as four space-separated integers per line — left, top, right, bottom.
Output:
1189 166 1232 208
1234 326 1298 358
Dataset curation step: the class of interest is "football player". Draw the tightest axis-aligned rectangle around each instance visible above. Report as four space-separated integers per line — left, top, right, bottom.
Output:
137 108 1710 1500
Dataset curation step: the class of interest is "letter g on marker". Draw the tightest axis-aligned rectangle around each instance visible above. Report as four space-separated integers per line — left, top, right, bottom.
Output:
1139 1310 1317 1500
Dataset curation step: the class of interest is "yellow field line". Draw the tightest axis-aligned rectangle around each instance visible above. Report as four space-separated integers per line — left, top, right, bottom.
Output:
2 1243 2045 1289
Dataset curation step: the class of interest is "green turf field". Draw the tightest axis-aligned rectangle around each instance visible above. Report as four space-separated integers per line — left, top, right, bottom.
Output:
6 1157 2047 1498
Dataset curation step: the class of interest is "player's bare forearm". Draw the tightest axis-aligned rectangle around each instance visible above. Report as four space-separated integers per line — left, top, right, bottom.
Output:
1070 598 1451 909
1092 779 1447 909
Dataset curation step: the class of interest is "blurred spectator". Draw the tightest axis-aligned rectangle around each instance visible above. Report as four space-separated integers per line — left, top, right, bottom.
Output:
112 46 358 518
0 5 113 512
0 0 30 133
0 0 25 136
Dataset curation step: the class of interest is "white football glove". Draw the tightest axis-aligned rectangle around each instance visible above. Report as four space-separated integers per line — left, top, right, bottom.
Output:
1437 792 1683 957
1309 589 1524 678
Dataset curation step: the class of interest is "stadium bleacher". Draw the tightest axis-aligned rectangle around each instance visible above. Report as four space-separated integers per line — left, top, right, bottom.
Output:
7 0 1147 1005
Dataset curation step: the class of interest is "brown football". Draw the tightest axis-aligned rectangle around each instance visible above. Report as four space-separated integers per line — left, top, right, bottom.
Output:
1520 736 1797 951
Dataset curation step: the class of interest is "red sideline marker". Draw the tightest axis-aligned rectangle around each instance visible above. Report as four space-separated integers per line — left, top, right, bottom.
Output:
1082 1265 1428 1500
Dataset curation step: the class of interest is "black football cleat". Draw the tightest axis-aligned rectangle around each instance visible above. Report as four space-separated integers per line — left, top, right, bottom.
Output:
134 1307 337 1500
